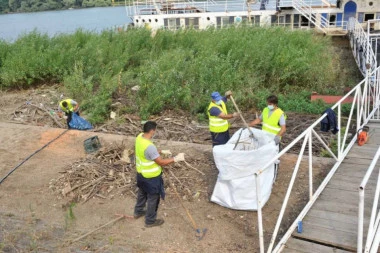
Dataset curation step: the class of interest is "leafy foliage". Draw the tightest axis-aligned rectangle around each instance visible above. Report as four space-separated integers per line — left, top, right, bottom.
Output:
0 27 360 122
2 0 111 13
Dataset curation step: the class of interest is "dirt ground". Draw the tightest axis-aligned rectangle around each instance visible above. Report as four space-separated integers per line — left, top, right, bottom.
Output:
0 88 337 252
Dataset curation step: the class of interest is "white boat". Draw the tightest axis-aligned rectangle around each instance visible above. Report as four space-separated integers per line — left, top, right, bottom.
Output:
125 0 379 34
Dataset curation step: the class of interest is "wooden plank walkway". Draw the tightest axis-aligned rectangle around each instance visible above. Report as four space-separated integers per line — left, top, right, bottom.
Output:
282 122 380 253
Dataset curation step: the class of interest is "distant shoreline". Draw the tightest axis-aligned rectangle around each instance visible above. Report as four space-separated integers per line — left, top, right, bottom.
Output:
0 1 130 15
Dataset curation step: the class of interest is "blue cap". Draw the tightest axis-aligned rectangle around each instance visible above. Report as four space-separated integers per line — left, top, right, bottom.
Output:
211 91 223 101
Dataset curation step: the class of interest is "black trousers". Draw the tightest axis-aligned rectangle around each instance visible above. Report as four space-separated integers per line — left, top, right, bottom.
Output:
210 130 230 147
134 188 160 225
66 111 80 129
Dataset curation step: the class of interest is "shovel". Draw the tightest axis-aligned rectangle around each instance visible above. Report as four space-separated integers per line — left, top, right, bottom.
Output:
229 95 258 142
169 177 207 240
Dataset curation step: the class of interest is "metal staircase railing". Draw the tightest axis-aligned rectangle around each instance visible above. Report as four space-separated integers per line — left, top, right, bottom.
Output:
255 63 380 253
291 0 330 33
358 146 380 253
347 17 378 76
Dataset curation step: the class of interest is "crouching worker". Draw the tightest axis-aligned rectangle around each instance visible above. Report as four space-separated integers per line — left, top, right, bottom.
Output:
134 121 185 227
58 98 80 129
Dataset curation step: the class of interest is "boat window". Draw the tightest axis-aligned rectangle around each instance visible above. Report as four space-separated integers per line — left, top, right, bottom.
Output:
364 13 375 21
168 18 176 29
301 15 309 26
369 2 373 6
222 16 230 27
293 14 300 28
330 14 336 26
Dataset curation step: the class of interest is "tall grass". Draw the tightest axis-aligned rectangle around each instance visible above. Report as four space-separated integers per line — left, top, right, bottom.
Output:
0 27 359 122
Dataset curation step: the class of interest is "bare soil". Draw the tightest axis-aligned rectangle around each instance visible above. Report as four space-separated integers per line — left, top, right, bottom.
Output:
0 88 335 252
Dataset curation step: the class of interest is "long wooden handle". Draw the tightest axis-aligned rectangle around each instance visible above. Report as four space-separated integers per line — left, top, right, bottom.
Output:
169 177 198 229
230 95 255 137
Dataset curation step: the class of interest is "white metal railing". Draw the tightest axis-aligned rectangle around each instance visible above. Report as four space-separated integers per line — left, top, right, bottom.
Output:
254 63 380 253
291 0 329 33
279 0 336 7
348 18 378 76
129 0 262 16
358 147 380 253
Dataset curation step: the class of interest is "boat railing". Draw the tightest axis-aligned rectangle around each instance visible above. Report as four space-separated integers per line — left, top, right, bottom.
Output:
128 0 262 16
279 0 336 8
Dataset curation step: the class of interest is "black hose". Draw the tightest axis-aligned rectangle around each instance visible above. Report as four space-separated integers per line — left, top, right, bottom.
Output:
0 129 69 185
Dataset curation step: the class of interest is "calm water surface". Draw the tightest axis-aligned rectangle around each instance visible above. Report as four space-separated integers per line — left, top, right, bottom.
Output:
0 6 132 41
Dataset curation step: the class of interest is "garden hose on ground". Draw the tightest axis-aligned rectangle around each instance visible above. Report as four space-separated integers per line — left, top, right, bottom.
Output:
0 129 69 185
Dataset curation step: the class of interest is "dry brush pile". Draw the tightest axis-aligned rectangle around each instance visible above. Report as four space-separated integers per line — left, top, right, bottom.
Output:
50 143 212 205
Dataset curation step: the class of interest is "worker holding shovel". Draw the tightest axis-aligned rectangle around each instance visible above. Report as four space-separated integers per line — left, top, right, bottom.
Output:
249 95 287 145
134 121 185 227
207 91 239 146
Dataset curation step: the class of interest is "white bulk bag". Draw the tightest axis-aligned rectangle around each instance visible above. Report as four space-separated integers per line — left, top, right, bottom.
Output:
211 128 279 210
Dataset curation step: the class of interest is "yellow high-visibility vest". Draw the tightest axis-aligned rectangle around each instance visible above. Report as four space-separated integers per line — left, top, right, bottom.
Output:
207 101 229 133
135 133 162 178
262 107 286 135
59 99 75 114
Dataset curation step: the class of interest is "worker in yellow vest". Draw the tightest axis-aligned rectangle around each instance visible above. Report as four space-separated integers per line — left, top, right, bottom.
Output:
207 91 239 146
58 98 80 128
249 95 286 145
134 121 185 227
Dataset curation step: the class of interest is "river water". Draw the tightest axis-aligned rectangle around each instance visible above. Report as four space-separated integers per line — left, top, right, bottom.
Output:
0 6 132 41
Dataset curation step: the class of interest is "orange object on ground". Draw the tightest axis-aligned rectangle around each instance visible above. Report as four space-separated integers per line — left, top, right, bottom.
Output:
357 126 369 146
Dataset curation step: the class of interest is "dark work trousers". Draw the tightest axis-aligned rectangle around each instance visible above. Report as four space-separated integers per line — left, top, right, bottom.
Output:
210 130 230 147
66 111 80 129
134 188 160 225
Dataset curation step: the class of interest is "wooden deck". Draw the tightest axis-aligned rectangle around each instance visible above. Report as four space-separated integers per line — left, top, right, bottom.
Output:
282 122 380 253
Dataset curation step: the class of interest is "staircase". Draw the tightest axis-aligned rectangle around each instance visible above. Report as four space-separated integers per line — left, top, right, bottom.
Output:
290 0 330 33
347 18 379 76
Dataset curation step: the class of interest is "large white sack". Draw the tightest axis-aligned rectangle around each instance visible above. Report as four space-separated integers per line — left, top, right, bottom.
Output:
211 128 279 211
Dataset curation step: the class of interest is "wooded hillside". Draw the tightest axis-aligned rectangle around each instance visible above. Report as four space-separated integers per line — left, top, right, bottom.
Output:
0 0 111 13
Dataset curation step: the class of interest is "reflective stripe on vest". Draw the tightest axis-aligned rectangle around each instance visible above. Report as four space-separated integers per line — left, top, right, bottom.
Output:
59 99 74 114
207 101 229 133
262 107 285 135
135 133 162 178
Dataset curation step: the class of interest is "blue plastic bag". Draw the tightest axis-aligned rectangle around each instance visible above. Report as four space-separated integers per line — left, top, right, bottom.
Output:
69 113 93 130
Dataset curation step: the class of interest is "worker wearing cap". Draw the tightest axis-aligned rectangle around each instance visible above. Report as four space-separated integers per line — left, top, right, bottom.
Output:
134 121 185 227
58 98 80 128
249 95 286 145
207 91 239 146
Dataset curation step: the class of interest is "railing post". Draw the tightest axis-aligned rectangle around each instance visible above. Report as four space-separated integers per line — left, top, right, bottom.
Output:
337 103 341 160
255 173 265 253
358 187 365 253
357 87 362 131
267 136 309 253
308 131 313 199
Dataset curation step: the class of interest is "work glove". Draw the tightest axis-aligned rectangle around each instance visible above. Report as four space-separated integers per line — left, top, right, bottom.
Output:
161 150 172 156
174 153 185 163
232 112 240 118
225 90 232 97
274 135 281 145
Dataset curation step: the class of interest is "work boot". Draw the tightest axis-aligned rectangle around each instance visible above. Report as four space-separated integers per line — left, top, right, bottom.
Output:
145 219 164 228
134 210 146 219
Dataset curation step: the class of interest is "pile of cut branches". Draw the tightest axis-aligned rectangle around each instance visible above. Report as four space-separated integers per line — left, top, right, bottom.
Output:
50 143 211 204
